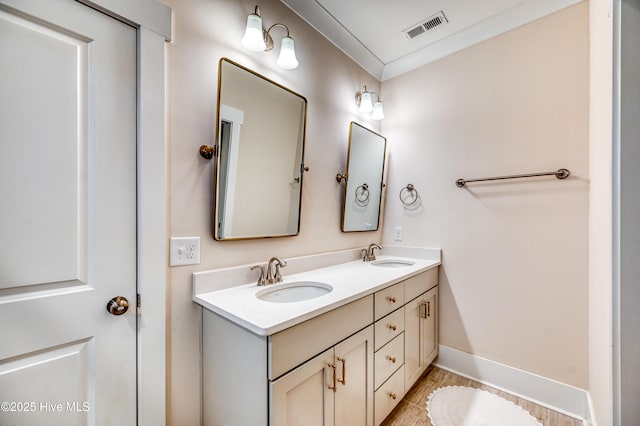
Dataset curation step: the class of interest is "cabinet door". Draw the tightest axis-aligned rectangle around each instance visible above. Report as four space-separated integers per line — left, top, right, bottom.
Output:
270 347 335 426
334 326 374 426
422 286 438 366
404 286 439 390
404 296 423 390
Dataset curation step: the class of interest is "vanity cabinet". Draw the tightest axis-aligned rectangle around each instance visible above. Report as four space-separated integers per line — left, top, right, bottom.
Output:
372 290 406 425
270 326 374 426
201 266 439 426
202 295 373 426
372 268 439 425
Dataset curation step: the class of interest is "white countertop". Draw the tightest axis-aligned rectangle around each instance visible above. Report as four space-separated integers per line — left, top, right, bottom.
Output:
193 246 441 336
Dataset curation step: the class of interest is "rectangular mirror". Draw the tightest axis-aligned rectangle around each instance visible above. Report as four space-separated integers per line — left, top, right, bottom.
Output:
213 58 307 240
340 122 387 232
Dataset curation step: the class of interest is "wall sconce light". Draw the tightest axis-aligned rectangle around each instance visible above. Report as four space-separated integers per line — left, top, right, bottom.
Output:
241 6 299 70
356 85 384 120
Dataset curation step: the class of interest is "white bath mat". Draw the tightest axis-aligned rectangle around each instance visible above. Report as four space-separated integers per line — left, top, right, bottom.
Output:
426 386 542 426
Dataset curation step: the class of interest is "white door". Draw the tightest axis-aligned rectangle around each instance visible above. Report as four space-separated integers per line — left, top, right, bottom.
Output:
0 0 137 424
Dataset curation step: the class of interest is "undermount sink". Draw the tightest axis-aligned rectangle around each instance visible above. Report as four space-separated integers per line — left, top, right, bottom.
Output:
256 281 333 303
371 259 415 268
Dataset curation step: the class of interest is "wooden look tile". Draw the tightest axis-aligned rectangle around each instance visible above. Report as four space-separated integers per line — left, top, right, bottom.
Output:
380 366 582 426
548 409 583 426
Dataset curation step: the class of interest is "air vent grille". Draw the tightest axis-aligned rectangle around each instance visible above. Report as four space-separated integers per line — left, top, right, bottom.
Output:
403 11 448 40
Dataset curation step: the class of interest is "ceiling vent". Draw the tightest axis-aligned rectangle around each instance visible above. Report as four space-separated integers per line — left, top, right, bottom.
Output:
403 11 448 40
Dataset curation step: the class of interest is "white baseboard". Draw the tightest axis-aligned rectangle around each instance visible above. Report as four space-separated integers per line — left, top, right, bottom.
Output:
435 345 593 423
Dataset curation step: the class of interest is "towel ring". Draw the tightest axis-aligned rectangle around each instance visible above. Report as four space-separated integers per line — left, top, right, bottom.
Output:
399 184 419 207
355 183 370 205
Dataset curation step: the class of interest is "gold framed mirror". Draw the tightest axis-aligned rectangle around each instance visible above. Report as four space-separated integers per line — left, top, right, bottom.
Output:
213 58 307 240
340 122 387 232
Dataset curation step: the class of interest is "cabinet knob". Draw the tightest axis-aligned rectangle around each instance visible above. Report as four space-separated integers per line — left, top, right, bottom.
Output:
388 324 397 331
388 392 397 400
387 296 397 303
386 355 397 363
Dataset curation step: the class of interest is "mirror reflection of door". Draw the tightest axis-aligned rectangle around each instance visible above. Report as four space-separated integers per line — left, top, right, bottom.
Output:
213 58 307 240
217 105 244 239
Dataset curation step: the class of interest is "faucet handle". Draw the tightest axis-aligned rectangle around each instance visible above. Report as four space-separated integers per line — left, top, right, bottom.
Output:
274 259 287 283
361 248 368 261
370 243 382 260
250 265 266 286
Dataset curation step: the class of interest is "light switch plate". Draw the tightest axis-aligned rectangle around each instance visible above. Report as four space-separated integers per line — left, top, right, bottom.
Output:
169 237 200 266
394 227 403 241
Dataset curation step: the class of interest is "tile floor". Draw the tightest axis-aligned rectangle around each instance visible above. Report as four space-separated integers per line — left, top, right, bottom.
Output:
380 365 583 426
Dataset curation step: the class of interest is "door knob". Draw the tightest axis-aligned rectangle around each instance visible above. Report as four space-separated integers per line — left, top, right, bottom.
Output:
107 296 129 315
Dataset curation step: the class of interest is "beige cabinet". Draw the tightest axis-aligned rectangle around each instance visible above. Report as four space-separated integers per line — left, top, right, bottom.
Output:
270 347 334 426
372 267 439 425
270 326 374 426
202 295 374 426
405 285 438 390
201 267 439 426
373 285 407 425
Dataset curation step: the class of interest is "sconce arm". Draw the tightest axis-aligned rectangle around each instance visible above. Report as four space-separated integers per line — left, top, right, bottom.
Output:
264 23 291 52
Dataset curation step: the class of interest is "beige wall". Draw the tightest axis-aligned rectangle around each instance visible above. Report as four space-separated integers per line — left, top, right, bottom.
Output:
164 0 382 423
164 0 596 423
588 0 613 423
381 3 589 388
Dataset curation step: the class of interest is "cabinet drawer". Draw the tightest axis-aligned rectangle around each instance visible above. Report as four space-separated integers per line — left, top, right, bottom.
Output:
374 365 405 426
269 295 373 380
374 333 404 390
404 268 438 302
374 282 405 320
374 307 404 351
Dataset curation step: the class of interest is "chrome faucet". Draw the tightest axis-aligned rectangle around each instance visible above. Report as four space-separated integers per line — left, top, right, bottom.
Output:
266 257 287 284
362 243 382 262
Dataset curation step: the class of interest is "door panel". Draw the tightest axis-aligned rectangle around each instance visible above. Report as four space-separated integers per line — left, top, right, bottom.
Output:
422 288 438 365
0 0 137 424
270 348 335 426
0 340 93 426
404 297 422 390
0 8 86 289
334 326 374 426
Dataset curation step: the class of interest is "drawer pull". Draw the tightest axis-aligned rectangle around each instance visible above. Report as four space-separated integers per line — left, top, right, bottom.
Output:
419 301 428 319
386 355 397 363
337 357 346 385
388 324 397 331
328 363 337 392
387 296 397 303
388 392 398 400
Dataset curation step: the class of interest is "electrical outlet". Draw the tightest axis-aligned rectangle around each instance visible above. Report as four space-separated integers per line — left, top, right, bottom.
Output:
169 237 201 266
394 227 403 241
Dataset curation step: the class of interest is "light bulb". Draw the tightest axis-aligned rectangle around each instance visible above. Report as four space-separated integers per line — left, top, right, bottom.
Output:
359 91 373 113
371 101 385 120
276 36 299 69
241 13 266 52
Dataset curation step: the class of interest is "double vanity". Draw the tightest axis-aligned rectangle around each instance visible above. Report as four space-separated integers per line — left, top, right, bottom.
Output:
194 57 436 425
193 246 440 425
